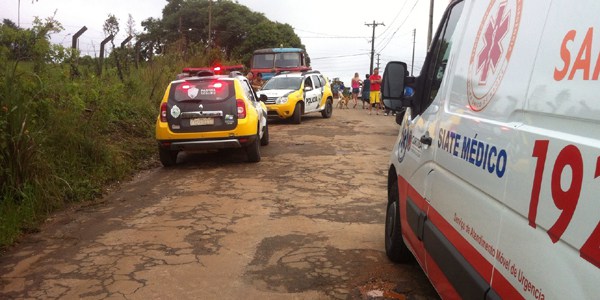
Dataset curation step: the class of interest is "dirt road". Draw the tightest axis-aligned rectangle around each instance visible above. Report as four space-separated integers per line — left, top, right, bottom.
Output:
0 107 438 299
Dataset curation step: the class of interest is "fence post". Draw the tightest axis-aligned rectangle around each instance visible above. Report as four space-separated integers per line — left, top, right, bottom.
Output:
121 35 132 48
70 26 87 78
98 34 114 76
71 26 87 49
134 40 142 69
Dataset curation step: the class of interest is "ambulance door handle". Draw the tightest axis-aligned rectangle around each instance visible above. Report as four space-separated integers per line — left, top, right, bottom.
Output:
420 134 432 146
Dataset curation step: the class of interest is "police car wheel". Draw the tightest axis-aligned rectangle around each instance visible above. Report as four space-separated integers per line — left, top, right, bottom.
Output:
260 123 269 146
291 102 302 124
158 146 178 167
385 171 412 263
321 99 333 118
246 133 261 163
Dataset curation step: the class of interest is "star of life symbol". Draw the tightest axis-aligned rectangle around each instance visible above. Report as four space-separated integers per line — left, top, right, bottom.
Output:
477 2 510 85
467 0 522 111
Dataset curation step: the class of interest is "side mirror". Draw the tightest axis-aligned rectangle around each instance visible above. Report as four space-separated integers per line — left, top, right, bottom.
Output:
382 61 408 112
304 86 313 92
258 94 268 102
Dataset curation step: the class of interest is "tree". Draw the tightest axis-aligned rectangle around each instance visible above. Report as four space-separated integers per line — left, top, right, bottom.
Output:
137 0 306 65
138 17 164 61
103 14 119 40
2 19 18 30
103 14 122 80
234 21 307 66
125 14 136 48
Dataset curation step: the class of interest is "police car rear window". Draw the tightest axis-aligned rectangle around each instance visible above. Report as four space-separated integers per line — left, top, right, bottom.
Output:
170 80 233 102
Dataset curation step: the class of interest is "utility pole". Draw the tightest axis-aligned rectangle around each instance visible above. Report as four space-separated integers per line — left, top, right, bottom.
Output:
376 53 381 71
365 21 385 74
412 28 416 75
427 0 434 48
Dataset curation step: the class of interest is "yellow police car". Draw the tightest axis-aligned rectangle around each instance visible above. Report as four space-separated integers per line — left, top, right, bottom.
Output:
155 70 269 166
257 71 333 124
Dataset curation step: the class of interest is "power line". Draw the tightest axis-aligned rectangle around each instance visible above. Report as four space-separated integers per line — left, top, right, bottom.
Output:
311 53 370 60
375 0 421 53
300 36 368 39
295 28 367 39
375 0 411 39
365 21 385 74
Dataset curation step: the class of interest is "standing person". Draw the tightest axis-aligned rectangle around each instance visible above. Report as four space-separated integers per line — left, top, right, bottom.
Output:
361 74 371 109
246 71 255 82
332 79 341 99
369 68 382 115
251 72 264 90
350 73 362 108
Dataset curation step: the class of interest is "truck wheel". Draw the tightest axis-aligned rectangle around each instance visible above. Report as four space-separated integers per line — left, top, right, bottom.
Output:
246 134 261 163
291 102 302 124
260 123 269 146
321 98 333 118
385 169 412 263
159 146 178 167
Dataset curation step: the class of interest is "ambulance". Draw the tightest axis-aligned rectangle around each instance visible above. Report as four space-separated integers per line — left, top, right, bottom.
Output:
381 0 600 298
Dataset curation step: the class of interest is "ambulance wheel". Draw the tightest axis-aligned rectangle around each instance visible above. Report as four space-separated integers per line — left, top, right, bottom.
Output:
291 102 302 124
246 133 261 163
159 146 178 167
385 170 412 263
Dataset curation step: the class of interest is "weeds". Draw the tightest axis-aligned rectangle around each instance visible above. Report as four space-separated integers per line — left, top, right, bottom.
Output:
0 36 173 248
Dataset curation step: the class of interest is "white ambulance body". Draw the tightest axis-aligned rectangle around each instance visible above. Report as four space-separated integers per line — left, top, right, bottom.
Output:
382 0 600 299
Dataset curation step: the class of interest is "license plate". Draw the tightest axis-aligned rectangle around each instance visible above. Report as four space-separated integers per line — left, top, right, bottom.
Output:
190 118 214 126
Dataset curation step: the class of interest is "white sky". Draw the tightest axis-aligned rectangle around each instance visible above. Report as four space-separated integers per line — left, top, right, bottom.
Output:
0 0 448 82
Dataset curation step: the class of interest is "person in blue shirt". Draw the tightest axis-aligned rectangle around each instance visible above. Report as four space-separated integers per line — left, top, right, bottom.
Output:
361 74 371 109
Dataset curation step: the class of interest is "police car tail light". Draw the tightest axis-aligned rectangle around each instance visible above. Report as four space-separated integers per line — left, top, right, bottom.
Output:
175 81 193 93
236 99 246 119
160 102 168 122
213 82 223 89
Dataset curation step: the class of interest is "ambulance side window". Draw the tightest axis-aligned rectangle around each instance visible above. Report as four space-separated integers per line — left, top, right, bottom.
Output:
424 1 464 108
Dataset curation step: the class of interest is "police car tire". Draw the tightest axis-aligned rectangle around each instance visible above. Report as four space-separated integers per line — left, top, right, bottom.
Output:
321 99 333 118
158 146 178 167
260 123 269 146
385 172 412 263
291 102 302 124
246 133 261 163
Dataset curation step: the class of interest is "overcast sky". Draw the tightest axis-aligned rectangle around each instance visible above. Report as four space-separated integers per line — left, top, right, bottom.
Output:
0 0 447 82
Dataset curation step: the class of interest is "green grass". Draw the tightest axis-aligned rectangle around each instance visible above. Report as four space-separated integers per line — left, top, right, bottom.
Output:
0 18 245 249
0 56 175 248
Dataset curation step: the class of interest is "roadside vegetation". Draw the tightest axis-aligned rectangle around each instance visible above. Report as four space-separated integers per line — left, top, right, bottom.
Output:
0 0 306 248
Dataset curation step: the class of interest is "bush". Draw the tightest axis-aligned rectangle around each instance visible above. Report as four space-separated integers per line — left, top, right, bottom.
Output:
0 23 168 247
0 15 244 248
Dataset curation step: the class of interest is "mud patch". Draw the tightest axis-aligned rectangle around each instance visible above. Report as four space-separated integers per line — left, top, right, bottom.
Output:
245 234 436 299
